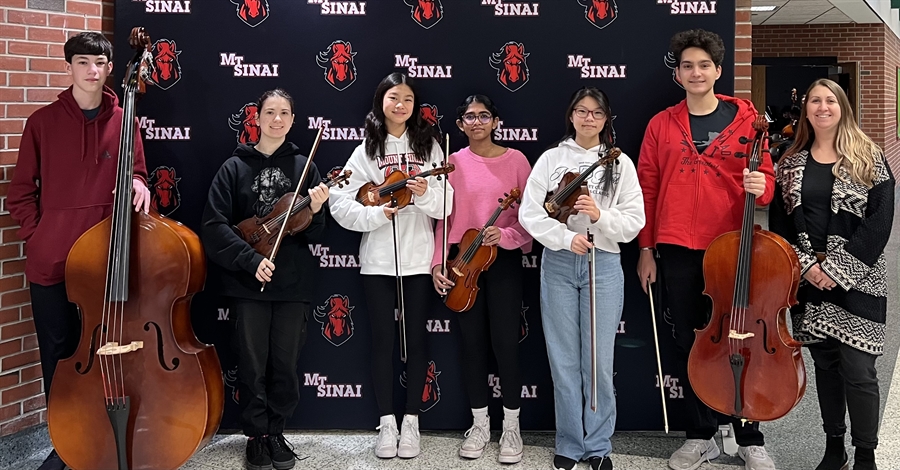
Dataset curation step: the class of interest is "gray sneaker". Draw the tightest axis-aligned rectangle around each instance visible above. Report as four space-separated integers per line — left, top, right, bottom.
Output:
459 416 490 459
668 438 721 470
737 445 776 470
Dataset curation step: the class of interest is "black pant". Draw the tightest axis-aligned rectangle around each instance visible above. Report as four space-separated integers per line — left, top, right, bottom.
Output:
233 299 309 437
363 274 431 416
29 282 81 401
454 246 522 410
656 244 764 446
808 336 880 449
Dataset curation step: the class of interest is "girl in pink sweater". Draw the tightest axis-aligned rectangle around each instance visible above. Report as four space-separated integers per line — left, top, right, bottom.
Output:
431 95 532 464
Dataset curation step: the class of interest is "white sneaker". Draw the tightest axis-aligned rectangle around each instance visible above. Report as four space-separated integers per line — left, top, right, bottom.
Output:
459 416 490 459
374 415 398 459
498 417 523 464
668 438 721 470
398 414 420 458
738 445 776 470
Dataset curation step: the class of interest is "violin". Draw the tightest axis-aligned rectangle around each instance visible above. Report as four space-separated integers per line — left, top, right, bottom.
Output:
235 168 351 258
356 162 455 208
688 115 805 422
48 27 223 470
443 188 520 312
544 147 621 222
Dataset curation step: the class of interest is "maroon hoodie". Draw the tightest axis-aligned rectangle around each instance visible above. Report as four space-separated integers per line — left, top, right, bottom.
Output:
8 86 148 286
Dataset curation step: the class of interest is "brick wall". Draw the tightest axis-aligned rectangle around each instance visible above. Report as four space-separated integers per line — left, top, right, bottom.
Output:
0 0 112 437
735 0 753 100
754 23 900 177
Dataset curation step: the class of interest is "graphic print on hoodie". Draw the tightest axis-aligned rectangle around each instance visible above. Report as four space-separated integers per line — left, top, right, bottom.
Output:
376 152 426 179
252 166 291 217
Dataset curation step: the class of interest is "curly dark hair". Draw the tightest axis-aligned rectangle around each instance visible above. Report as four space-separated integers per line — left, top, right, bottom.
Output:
364 72 436 161
669 29 725 68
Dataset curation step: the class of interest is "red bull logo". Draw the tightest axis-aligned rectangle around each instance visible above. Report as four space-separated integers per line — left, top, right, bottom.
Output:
149 39 182 90
419 104 443 142
230 0 269 27
314 294 355 347
228 103 260 144
489 41 530 92
399 361 442 412
404 0 443 29
317 40 357 91
577 0 617 29
149 166 181 217
658 0 717 15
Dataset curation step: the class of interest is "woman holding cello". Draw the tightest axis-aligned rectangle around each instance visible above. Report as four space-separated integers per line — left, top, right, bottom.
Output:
329 72 452 460
770 79 895 470
430 94 532 464
201 88 329 470
519 87 644 470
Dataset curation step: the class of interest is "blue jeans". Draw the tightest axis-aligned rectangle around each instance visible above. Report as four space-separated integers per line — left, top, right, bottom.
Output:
541 248 623 460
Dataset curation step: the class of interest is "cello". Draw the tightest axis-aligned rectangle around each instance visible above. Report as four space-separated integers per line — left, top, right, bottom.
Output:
47 27 224 470
688 115 805 423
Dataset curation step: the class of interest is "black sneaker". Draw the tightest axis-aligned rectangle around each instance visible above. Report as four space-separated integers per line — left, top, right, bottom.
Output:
589 455 613 470
266 434 297 470
246 436 273 470
553 454 577 470
37 450 66 470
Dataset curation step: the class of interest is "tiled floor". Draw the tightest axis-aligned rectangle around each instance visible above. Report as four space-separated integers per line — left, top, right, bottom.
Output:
4 206 899 470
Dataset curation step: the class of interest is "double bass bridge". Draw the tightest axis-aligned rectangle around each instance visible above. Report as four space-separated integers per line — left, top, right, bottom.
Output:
96 341 144 356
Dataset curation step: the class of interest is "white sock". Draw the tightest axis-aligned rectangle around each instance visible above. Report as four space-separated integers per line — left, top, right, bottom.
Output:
503 407 520 421
472 406 489 422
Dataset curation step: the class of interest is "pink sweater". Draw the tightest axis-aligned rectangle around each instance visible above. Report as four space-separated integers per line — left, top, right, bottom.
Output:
431 146 533 269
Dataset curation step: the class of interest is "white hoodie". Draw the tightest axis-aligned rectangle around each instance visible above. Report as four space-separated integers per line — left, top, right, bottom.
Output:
519 138 645 254
329 132 453 275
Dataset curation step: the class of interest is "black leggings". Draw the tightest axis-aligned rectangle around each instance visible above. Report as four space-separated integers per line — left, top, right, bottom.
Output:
454 247 523 410
363 274 431 416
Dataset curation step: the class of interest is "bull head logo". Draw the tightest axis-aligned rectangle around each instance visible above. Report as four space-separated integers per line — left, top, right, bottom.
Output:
419 104 443 144
489 41 530 92
404 0 443 29
316 40 357 91
149 166 181 217
519 303 529 343
228 103 260 144
577 0 617 29
224 366 240 404
664 51 684 89
399 360 442 412
230 0 269 27
314 294 355 347
149 39 182 90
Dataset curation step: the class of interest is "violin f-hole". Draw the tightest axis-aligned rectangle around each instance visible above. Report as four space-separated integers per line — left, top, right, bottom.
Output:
756 318 776 354
144 322 180 371
75 323 104 375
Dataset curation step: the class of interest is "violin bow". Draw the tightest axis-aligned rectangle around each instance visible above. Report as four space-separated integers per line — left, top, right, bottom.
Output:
440 133 449 295
391 194 408 363
647 279 670 433
261 126 324 292
587 229 597 412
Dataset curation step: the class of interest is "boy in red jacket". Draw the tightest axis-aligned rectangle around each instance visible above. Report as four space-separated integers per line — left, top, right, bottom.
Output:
7 32 149 470
636 30 776 470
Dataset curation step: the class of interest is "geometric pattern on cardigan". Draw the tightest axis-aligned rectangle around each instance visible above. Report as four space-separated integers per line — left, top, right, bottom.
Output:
792 300 885 355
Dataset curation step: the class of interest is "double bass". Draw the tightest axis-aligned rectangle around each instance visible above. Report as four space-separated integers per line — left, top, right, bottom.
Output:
47 27 223 470
688 115 805 423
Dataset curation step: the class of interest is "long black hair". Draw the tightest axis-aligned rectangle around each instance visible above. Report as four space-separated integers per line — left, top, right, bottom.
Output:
455 94 501 142
561 87 619 197
364 72 436 161
257 88 294 113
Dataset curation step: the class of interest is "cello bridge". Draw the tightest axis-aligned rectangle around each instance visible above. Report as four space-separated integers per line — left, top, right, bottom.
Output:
728 330 755 340
97 341 144 356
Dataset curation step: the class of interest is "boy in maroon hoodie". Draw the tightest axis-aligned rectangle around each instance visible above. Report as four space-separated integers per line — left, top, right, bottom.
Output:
7 32 149 470
636 30 776 470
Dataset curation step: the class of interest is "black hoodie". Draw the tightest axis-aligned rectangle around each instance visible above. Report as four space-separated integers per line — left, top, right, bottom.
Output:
201 141 325 301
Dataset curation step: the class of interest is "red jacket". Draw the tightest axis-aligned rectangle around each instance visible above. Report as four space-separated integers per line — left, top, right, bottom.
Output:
637 95 774 251
7 86 148 286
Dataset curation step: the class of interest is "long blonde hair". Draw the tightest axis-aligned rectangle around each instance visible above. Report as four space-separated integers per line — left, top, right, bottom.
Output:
786 78 881 187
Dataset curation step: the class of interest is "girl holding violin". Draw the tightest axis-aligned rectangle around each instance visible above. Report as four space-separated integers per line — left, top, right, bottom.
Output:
329 72 453 460
201 88 329 470
430 94 533 464
769 79 895 470
519 87 645 470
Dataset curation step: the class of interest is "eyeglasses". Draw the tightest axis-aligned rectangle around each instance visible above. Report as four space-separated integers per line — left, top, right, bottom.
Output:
573 108 606 119
461 113 493 125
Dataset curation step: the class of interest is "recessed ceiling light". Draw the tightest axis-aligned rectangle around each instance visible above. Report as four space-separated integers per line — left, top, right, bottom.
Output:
751 5 777 12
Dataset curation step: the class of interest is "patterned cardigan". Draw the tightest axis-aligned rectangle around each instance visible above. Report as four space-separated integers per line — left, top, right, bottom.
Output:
769 149 895 355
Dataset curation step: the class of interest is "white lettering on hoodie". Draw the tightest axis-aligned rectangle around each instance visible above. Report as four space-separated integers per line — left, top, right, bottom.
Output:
519 138 645 253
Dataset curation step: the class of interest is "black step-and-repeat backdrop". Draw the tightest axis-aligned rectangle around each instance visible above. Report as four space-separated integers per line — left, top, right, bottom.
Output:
115 0 733 431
